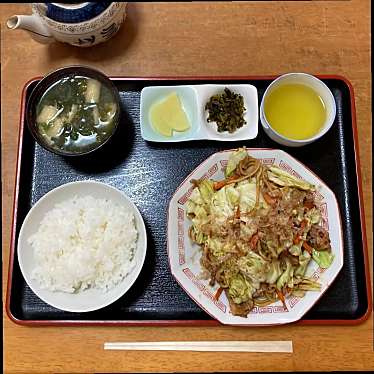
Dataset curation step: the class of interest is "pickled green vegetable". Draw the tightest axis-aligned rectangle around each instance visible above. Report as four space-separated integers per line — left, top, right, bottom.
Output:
205 88 246 133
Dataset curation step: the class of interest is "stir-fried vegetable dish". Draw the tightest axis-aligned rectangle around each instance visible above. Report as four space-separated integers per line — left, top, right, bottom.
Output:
186 148 334 317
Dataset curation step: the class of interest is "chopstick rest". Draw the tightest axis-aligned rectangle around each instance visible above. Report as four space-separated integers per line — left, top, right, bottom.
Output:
104 341 293 353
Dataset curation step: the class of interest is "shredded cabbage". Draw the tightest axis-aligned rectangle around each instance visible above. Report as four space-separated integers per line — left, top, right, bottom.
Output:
276 258 292 290
228 274 254 304
305 207 321 224
312 249 334 269
225 148 248 177
267 166 315 191
295 250 312 277
197 180 215 204
265 260 282 284
236 180 258 212
238 251 269 286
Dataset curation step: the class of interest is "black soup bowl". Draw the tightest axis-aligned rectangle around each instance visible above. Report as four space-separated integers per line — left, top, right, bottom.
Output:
26 65 121 157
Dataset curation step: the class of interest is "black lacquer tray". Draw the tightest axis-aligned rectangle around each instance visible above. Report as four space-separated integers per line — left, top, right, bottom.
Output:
6 76 371 326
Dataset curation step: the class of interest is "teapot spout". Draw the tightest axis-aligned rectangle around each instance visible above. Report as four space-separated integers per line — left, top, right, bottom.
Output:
6 14 54 44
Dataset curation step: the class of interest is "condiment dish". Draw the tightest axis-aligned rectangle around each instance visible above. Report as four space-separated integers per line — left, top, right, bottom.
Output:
140 84 258 142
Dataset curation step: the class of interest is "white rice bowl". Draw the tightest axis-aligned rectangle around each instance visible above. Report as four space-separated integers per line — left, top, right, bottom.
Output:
17 181 147 313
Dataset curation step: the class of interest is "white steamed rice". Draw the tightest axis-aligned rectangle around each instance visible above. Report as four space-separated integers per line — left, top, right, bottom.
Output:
28 195 138 293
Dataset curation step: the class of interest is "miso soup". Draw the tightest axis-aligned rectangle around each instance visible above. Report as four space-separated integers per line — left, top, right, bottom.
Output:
36 75 118 153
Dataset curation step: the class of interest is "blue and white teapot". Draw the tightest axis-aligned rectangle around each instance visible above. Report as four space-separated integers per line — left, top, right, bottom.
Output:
6 2 127 47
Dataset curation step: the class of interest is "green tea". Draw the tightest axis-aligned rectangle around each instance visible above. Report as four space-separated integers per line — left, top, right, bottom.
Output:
264 83 326 140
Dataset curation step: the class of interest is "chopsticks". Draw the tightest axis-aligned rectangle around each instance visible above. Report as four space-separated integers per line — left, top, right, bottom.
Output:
104 340 293 353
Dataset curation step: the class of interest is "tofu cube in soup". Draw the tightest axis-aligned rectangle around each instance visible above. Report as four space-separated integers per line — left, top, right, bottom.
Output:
37 105 58 124
85 79 102 103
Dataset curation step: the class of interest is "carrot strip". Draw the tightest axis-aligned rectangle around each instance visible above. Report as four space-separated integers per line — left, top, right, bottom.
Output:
294 221 307 244
263 192 277 205
302 241 313 255
293 235 301 245
214 287 224 301
213 180 226 191
235 205 241 219
304 201 314 209
249 233 259 249
300 219 307 230
213 175 238 191
276 289 288 311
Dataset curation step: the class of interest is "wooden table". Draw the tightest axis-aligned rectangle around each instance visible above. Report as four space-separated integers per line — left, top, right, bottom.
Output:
2 2 373 372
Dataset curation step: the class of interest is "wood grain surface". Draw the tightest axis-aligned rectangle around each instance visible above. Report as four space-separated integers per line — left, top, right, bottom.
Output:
2 2 373 373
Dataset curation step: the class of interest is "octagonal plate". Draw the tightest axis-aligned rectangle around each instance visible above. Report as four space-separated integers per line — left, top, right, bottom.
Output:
167 149 344 325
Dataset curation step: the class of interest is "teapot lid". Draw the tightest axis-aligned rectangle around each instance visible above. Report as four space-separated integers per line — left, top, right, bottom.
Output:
45 2 112 24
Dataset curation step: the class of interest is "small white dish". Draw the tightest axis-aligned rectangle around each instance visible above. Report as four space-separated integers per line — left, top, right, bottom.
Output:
260 73 336 147
140 84 258 142
17 181 147 313
167 149 343 325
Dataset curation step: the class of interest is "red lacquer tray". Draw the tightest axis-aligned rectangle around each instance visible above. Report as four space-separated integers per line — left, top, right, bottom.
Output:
6 76 372 326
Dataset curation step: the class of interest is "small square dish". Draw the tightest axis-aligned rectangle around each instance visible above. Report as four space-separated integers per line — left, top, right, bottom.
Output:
140 84 258 142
